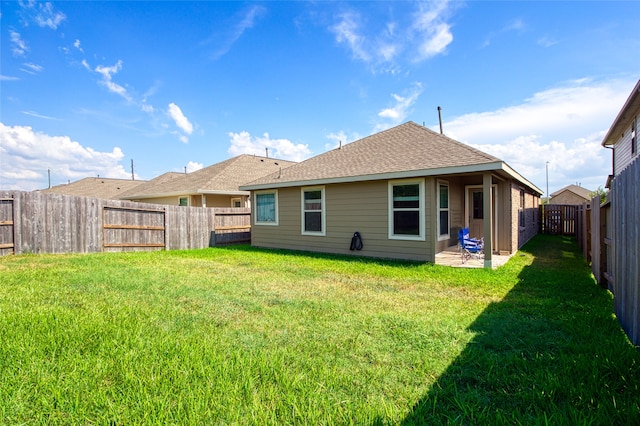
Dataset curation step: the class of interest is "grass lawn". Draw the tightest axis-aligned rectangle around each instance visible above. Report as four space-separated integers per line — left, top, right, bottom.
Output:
0 235 638 424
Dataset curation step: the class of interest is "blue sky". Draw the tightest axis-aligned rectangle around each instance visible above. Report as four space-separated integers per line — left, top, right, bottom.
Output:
1 1 638 196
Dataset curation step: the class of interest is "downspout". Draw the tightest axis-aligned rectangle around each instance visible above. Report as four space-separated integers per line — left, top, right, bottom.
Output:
604 145 615 179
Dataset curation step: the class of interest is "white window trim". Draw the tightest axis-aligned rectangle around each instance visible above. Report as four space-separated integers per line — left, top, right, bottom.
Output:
437 180 450 241
388 179 425 241
301 186 326 236
254 189 278 226
231 197 243 208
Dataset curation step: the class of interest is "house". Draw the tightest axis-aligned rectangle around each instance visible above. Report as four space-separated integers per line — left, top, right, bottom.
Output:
549 184 593 205
119 154 296 208
41 177 146 199
602 79 640 182
240 121 542 268
599 79 639 345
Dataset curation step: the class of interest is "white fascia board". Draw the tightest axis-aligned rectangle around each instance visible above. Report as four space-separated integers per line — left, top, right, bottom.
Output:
240 162 507 191
121 190 250 200
500 163 544 195
196 189 250 195
601 80 640 147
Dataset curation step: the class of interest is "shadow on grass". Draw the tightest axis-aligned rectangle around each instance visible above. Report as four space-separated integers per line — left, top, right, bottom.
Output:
400 235 640 424
204 243 434 270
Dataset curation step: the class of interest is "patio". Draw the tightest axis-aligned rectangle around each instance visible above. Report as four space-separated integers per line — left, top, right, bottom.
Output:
435 245 512 269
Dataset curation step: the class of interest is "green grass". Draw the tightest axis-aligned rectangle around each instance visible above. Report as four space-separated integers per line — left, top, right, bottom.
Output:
0 235 638 425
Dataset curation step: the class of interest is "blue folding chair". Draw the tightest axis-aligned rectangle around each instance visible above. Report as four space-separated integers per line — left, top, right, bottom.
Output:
458 228 484 264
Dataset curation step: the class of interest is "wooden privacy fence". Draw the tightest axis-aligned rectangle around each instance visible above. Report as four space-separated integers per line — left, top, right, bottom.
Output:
573 158 639 347
0 191 251 256
608 159 639 346
541 204 577 235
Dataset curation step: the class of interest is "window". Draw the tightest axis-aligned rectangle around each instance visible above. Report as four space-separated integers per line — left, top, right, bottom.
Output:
231 197 243 208
301 186 325 235
632 116 637 156
255 190 278 225
519 190 525 228
472 191 483 219
438 182 449 240
389 179 424 240
179 197 188 206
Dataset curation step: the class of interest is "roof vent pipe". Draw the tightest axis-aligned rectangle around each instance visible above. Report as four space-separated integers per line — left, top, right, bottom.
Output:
265 147 269 158
437 106 443 134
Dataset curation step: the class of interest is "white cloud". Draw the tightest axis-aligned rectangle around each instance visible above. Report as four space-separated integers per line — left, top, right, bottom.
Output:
227 131 312 162
19 0 66 29
482 18 527 48
206 5 266 60
412 1 454 60
167 103 193 139
0 123 130 191
376 82 423 131
21 110 57 120
438 78 635 194
10 30 28 57
417 23 453 59
331 12 370 62
537 36 559 48
330 1 455 70
21 62 43 74
73 39 84 52
324 130 362 150
94 60 131 101
186 161 203 173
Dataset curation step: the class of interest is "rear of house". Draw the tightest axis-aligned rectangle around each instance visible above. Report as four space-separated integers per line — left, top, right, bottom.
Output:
119 155 296 208
242 122 541 266
549 184 592 205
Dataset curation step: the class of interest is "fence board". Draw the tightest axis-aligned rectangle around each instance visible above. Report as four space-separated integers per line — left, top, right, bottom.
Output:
0 198 15 255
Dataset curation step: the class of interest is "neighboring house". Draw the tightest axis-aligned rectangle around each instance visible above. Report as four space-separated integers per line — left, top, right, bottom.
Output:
119 154 296 208
41 177 146 199
549 184 593 205
241 121 542 267
599 79 639 345
602 79 640 183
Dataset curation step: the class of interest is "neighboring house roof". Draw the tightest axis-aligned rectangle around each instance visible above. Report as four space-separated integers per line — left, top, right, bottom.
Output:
40 177 145 199
550 184 592 201
120 154 296 200
602 79 640 147
242 121 542 194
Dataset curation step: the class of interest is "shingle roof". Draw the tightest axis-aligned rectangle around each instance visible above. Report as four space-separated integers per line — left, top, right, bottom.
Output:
550 184 592 200
40 177 145 199
242 121 504 189
120 154 296 199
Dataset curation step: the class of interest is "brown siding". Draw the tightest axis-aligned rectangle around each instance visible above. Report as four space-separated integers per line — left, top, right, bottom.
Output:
203 194 240 208
550 190 589 205
252 180 432 261
251 175 537 262
510 182 540 250
133 195 185 206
